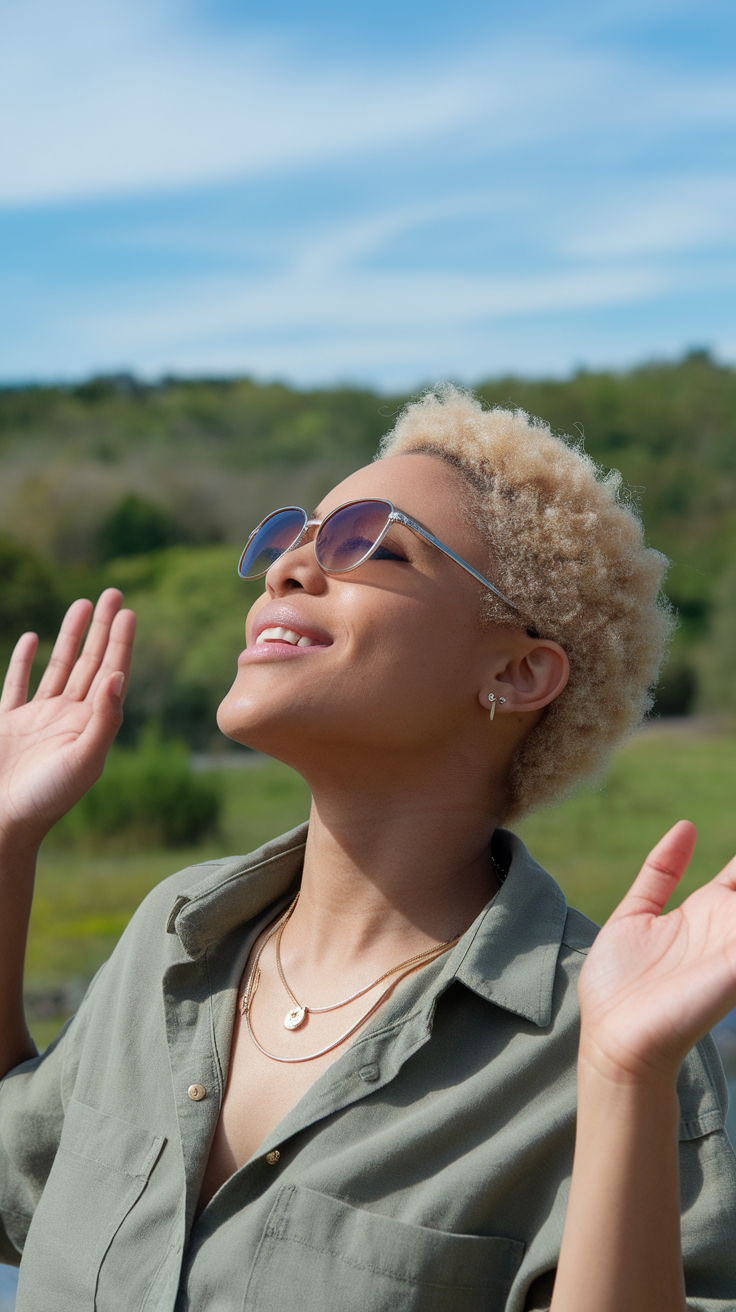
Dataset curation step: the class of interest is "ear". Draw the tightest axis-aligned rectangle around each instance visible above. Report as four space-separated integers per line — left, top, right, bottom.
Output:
478 639 569 716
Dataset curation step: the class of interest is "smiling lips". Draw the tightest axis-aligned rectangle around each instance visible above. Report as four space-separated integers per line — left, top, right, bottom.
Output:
256 626 320 648
239 610 332 663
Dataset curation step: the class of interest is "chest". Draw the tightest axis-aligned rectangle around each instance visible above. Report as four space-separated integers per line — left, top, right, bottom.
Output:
196 954 398 1211
178 983 577 1312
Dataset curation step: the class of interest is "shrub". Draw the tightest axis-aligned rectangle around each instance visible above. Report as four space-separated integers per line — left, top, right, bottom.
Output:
0 534 65 644
652 659 697 717
98 494 185 561
103 544 261 751
53 732 221 850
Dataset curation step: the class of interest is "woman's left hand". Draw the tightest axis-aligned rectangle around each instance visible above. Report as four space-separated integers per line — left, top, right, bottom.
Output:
578 820 736 1084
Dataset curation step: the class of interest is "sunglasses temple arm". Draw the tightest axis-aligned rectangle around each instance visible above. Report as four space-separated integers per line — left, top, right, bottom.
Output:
392 513 520 613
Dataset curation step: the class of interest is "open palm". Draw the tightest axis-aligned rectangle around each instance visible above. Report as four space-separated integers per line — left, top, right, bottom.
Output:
0 590 135 844
579 821 736 1082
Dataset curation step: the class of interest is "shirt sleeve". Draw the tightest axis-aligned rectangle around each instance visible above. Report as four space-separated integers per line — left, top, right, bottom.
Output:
518 1036 736 1312
676 1034 736 1309
0 966 105 1264
522 1269 555 1309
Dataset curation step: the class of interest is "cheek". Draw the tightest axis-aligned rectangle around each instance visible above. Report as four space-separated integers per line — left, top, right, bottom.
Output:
218 583 482 752
340 593 477 715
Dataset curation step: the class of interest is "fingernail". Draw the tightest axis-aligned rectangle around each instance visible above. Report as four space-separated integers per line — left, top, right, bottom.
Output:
111 672 124 697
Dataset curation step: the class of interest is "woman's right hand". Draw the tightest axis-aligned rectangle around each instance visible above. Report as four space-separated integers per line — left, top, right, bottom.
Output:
0 589 136 849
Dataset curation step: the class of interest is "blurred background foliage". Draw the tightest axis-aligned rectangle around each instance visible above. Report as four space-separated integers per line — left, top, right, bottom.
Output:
50 729 222 851
2 350 736 739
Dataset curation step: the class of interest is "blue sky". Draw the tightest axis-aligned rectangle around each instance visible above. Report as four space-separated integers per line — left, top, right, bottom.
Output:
1 0 734 389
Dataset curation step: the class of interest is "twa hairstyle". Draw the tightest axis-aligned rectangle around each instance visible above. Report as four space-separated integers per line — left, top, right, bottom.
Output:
378 385 672 822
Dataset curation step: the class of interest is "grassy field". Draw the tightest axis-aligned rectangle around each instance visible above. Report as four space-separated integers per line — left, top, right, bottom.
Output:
26 724 736 1049
27 761 312 1048
519 722 736 925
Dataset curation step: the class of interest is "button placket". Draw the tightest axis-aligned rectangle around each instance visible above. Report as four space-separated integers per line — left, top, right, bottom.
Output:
163 953 227 1230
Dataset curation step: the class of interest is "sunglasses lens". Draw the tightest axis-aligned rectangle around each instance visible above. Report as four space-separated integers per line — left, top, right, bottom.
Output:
315 501 392 572
238 509 307 579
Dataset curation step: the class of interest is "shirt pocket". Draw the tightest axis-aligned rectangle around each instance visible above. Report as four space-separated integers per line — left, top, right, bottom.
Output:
244 1184 525 1312
17 1097 165 1312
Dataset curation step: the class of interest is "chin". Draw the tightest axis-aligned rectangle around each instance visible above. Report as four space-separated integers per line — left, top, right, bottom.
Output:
216 686 300 757
216 691 263 749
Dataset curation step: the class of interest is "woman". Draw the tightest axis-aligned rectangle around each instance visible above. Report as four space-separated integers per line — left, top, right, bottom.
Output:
0 387 734 1312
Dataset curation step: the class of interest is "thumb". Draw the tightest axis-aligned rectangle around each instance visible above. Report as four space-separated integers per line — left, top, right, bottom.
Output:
611 820 697 922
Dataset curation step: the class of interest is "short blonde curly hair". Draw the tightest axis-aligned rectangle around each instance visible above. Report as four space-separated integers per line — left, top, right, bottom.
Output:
378 385 673 821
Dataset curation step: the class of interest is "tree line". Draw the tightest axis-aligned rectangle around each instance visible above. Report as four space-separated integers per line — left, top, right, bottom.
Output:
2 349 736 743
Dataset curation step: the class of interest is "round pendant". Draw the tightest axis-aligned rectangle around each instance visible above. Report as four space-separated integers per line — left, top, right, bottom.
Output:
284 1006 306 1030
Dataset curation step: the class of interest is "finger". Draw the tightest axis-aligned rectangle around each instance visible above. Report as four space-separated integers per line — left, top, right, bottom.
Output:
63 589 124 702
35 599 94 699
84 608 136 704
610 820 697 921
0 632 39 712
75 669 126 766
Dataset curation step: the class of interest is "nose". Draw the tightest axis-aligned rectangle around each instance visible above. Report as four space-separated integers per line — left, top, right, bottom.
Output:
264 527 327 598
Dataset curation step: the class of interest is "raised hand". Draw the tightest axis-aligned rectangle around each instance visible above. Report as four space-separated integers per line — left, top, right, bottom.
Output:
578 820 736 1083
0 590 136 847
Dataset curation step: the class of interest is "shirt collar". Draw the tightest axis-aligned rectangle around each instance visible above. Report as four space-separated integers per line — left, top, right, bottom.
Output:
452 831 568 1027
166 823 308 956
166 823 568 1030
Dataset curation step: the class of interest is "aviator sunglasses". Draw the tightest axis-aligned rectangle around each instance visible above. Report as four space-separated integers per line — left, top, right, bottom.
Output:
237 499 520 612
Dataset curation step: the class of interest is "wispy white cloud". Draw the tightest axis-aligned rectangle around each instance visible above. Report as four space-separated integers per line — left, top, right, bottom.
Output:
1 0 735 207
31 253 672 359
1 0 735 384
4 246 733 388
0 0 492 205
562 174 736 259
6 256 720 388
4 171 736 384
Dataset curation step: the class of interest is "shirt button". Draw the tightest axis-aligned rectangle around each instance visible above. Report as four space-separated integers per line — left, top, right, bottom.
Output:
187 1084 206 1101
266 1150 281 1165
359 1063 380 1083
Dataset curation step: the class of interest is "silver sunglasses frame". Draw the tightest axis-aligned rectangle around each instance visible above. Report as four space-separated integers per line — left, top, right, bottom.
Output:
238 498 520 613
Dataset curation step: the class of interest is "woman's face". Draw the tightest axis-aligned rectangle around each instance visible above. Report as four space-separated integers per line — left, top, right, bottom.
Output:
218 453 528 771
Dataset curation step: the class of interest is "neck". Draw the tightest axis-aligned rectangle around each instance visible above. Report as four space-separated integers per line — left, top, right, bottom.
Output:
278 745 506 980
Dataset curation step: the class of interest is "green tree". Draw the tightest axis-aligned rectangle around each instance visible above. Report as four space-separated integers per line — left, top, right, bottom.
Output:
698 563 736 715
52 730 221 849
98 494 184 561
103 544 261 749
0 534 64 645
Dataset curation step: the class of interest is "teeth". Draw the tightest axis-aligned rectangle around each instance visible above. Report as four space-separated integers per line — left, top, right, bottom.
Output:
255 626 316 647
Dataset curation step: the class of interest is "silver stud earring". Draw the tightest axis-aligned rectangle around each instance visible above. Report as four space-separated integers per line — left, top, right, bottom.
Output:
487 693 507 721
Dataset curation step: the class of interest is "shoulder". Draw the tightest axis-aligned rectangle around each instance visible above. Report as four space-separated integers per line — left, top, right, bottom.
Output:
128 853 253 924
506 834 730 1147
89 824 309 989
496 829 599 985
122 822 309 945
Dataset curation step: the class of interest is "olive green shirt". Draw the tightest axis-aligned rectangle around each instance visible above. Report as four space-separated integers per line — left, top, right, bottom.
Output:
1 825 735 1311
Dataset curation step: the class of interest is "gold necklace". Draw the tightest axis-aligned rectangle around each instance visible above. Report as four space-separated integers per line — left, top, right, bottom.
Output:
275 893 463 1030
240 897 463 1064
